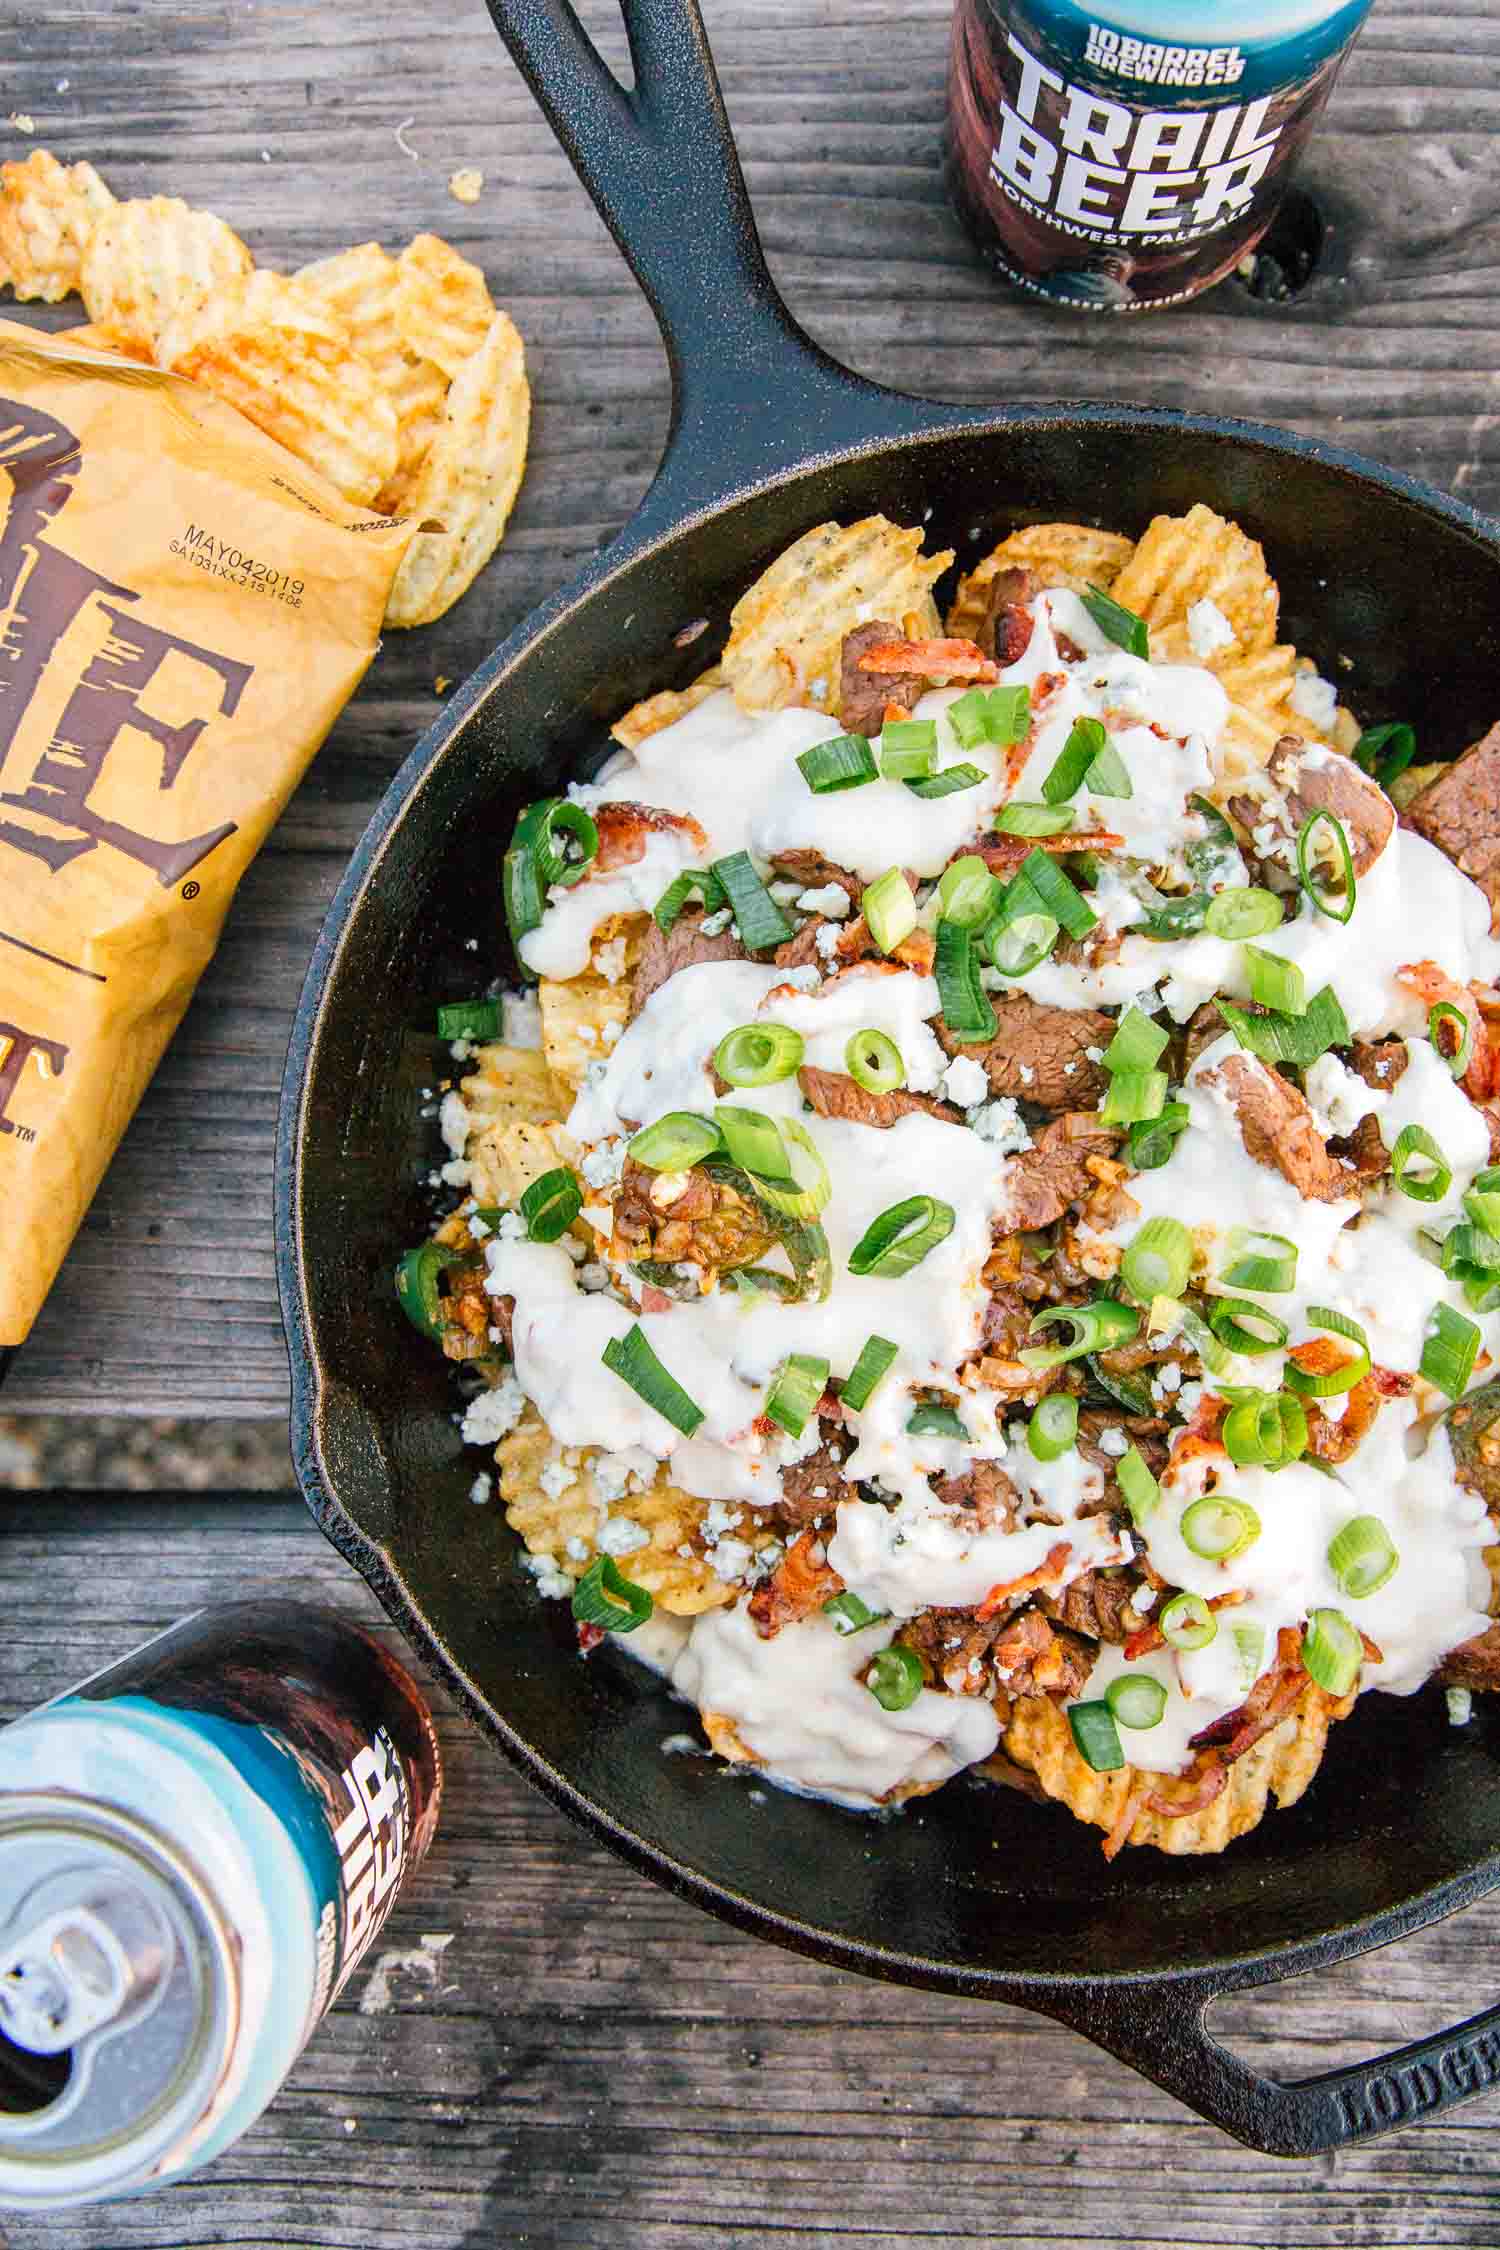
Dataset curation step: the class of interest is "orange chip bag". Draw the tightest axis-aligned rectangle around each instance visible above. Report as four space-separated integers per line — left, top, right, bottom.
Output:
0 320 414 1349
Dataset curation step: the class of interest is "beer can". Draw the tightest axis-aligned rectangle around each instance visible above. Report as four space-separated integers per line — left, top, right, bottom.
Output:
946 0 1375 309
0 1599 441 2210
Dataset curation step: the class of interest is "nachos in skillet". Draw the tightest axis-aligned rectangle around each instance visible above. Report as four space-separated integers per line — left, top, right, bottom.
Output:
399 504 1500 1858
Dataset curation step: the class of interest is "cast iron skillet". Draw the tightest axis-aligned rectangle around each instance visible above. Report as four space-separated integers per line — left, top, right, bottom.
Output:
277 0 1500 2154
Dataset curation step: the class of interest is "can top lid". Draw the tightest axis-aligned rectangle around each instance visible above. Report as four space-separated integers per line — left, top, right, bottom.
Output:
0 1795 236 2209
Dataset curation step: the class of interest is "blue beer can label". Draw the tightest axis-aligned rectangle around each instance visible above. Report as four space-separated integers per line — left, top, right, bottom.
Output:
946 0 1375 307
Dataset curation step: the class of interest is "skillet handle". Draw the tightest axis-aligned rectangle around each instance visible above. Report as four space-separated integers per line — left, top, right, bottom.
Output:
1036 1971 1500 2156
482 0 950 537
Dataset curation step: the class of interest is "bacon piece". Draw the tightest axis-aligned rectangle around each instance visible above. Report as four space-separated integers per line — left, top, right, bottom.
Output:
1140 1762 1229 1821
974 830 1125 879
1124 1588 1245 1662
1397 961 1499 1102
857 635 999 683
1100 1780 1149 1862
593 799 708 872
975 1539 1072 1621
747 1529 842 1639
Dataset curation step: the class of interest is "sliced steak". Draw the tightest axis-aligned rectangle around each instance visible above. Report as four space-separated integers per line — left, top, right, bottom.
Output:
1329 1110 1390 1181
991 1608 1095 1699
1439 1622 1500 1692
1348 1037 1409 1094
1175 999 1229 1078
1405 720 1500 928
840 619 922 737
930 1457 1019 1532
998 1113 1121 1232
980 1285 1034 1358
769 846 862 906
594 799 708 872
938 993 1113 1111
1198 1049 1353 1203
630 906 748 1016
1266 733 1394 875
776 1427 853 1528
1041 1566 1141 1644
975 565 1036 666
797 1064 959 1131
898 1599 1090 1699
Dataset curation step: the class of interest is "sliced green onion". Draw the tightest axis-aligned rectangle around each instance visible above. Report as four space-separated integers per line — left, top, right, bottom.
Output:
1463 1176 1500 1237
571 1555 653 1632
1044 715 1106 804
1181 1495 1261 1561
987 684 1032 744
1391 1123 1452 1205
601 1324 705 1436
1283 1307 1371 1397
797 733 879 794
1443 1224 1500 1280
505 798 600 947
907 762 988 800
986 911 1059 977
628 1111 722 1171
1179 1301 1234 1375
1203 888 1282 940
995 800 1076 837
1430 1000 1473 1080
849 1195 956 1278
714 1104 794 1182
878 719 938 780
766 1352 831 1439
1012 847 1098 940
711 851 795 950
438 997 502 1041
1244 943 1306 1017
906 1399 969 1438
749 1117 831 1219
841 1334 899 1412
824 1590 887 1635
1222 1390 1307 1469
1116 1444 1160 1526
1105 1673 1167 1730
1141 890 1211 940
1301 1607 1363 1695
1028 1393 1079 1462
1207 1296 1289 1355
653 867 726 934
395 1242 455 1341
715 1022 804 1087
1099 1069 1168 1126
519 1166 582 1244
936 919 997 1041
845 1028 905 1093
863 867 918 954
1084 740 1133 799
1216 984 1351 1068
867 1645 924 1711
1019 1298 1141 1370
1128 1102 1190 1172
1160 1591 1217 1651
1068 1699 1125 1772
1420 1300 1481 1399
1102 1006 1169 1076
948 686 998 750
1354 719 1416 792
1121 1216 1193 1303
937 853 1001 928
1222 1229 1298 1294
1082 582 1149 659
1297 810 1356 924
1327 1515 1399 1600
1232 1622 1266 1689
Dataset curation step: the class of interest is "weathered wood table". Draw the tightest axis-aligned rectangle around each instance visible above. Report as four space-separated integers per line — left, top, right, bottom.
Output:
4 2 1500 2242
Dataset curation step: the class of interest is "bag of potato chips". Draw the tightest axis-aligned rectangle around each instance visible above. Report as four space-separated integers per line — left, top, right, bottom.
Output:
0 319 413 1349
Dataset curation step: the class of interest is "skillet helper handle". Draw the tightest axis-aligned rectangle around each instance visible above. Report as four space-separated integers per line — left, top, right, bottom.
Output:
482 0 927 531
1037 1974 1500 2156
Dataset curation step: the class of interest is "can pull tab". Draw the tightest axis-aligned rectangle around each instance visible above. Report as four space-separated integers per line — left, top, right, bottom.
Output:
0 1909 137 2056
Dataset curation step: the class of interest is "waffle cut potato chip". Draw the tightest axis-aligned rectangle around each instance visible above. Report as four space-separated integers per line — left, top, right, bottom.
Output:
79 194 253 359
0 149 114 302
1108 501 1280 657
392 231 496 379
159 268 399 507
295 240 449 515
720 516 952 714
946 520 1134 641
1003 1682 1346 1855
459 1039 569 1130
495 1408 733 1615
384 309 530 627
539 968 634 1091
612 669 725 750
58 316 154 364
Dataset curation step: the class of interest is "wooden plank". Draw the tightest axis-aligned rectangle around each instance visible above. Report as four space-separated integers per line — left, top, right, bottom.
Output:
0 1 1497 1420
1 1497 1499 2249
